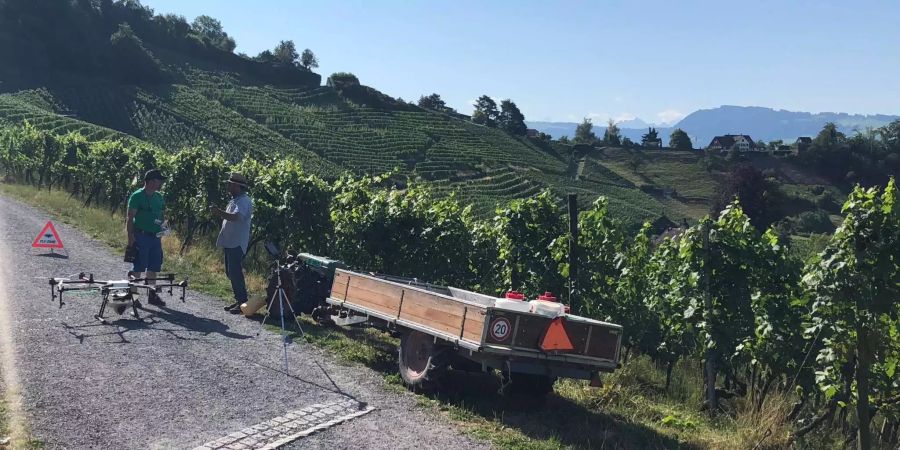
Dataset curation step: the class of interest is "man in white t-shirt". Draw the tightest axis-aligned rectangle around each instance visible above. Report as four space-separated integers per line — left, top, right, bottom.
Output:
211 173 253 313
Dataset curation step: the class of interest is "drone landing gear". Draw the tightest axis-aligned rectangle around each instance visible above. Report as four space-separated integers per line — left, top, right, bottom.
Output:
95 290 142 324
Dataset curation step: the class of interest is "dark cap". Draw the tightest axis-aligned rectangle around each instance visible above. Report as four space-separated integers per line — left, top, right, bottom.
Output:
144 169 167 181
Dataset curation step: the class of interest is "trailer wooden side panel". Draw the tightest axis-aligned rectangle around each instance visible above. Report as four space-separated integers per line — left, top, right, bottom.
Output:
333 269 488 345
344 275 404 316
331 271 350 300
462 311 486 343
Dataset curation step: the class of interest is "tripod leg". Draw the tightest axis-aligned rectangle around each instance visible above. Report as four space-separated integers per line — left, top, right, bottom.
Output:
281 291 306 337
257 288 281 332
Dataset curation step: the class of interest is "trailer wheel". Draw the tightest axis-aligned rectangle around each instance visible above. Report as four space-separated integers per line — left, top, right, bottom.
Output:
398 330 447 391
501 372 557 397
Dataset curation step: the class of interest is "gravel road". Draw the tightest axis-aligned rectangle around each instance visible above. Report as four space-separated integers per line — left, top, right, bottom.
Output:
0 193 488 449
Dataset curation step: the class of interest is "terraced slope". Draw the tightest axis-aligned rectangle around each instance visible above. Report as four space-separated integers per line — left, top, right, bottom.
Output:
0 68 717 226
0 93 125 141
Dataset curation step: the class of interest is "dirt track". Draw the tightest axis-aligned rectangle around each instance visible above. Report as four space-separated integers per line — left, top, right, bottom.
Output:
0 193 486 449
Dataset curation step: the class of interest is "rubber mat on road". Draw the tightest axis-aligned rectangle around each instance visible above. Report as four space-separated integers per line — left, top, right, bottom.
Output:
194 399 374 450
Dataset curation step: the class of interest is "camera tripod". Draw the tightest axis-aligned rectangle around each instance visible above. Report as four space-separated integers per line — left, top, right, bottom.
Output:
258 249 305 373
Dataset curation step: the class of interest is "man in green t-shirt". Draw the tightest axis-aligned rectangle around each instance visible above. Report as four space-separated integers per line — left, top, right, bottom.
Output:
126 169 167 306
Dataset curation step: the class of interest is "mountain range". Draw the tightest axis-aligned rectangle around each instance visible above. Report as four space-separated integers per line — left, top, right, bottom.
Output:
528 105 900 146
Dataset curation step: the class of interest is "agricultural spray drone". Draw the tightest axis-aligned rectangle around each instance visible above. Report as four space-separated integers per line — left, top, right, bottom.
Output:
48 273 188 323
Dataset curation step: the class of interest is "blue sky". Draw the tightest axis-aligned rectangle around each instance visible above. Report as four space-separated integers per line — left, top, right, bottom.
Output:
142 0 900 124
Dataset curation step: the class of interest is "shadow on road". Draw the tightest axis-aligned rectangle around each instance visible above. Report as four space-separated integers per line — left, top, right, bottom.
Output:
34 252 69 259
59 303 252 343
266 318 692 450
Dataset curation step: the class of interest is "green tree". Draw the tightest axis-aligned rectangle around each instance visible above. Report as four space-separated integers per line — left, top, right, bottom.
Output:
641 127 659 147
190 15 236 52
326 72 360 89
109 22 167 83
498 99 527 135
713 163 783 230
471 95 499 128
418 93 447 111
574 118 596 144
300 48 318 69
603 119 621 146
254 50 277 64
669 128 693 150
273 40 299 66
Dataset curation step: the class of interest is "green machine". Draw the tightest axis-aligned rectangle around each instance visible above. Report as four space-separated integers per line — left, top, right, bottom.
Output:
284 252 345 315
295 252 344 278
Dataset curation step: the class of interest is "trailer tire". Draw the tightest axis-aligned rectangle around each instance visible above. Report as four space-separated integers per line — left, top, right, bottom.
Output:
501 372 557 398
398 330 447 392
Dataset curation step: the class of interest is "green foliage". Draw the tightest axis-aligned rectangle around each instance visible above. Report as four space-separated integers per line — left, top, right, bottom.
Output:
235 158 332 254
713 163 784 230
273 40 299 66
300 48 318 69
161 146 229 246
641 127 660 147
803 179 900 421
612 223 662 355
603 119 621 147
330 175 476 287
190 15 236 52
493 190 566 296
326 72 360 89
669 128 693 151
498 100 526 136
801 121 900 185
109 23 168 83
418 93 455 113
471 95 499 128
574 118 596 145
3 119 900 438
740 229 812 398
784 210 835 234
553 197 623 317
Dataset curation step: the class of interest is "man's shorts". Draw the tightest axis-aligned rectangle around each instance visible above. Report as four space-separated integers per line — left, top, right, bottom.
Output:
132 231 163 273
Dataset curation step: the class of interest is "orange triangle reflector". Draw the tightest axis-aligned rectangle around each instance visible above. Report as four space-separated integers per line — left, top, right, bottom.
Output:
541 317 574 352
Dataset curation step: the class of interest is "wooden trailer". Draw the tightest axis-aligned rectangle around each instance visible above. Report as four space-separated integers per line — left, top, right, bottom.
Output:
326 268 622 395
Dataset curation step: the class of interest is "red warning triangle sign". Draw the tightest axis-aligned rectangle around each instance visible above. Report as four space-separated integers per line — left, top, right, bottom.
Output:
540 317 575 352
32 221 64 249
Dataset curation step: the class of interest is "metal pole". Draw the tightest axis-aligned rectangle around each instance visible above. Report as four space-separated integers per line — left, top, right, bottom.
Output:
280 288 289 373
567 194 579 314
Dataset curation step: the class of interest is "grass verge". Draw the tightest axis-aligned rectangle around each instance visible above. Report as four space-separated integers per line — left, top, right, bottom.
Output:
1 181 812 449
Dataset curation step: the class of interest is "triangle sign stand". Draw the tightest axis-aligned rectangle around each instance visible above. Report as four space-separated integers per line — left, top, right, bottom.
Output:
31 221 67 257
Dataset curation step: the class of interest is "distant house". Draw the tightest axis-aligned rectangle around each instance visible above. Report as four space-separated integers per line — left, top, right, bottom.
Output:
526 128 540 138
707 134 761 152
795 137 812 153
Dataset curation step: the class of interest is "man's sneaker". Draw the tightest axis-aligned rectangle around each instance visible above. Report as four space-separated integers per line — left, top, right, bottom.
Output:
224 302 240 311
147 291 166 306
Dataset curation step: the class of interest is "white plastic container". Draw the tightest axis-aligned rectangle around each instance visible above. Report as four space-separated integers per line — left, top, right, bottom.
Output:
495 298 532 313
494 291 532 313
529 300 565 317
